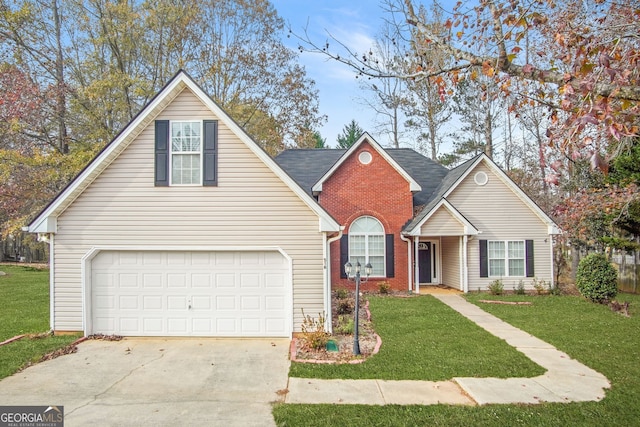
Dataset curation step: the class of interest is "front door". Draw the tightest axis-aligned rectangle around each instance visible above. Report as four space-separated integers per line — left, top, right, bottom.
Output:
418 242 432 284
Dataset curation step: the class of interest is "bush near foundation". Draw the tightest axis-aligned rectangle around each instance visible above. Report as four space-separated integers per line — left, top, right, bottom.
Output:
576 253 618 303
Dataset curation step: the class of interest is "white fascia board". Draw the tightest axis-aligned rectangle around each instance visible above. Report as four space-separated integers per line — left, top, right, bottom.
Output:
181 77 340 233
311 132 421 193
407 199 478 236
443 154 560 232
28 217 57 234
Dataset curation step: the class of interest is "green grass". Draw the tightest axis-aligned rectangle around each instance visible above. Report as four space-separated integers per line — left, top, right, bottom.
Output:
289 295 544 380
274 293 640 426
0 265 79 379
0 265 51 339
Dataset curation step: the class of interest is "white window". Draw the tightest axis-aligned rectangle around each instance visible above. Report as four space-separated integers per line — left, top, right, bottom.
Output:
349 216 385 277
171 121 201 185
488 240 525 277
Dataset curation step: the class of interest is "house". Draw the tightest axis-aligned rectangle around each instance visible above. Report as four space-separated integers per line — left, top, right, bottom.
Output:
27 71 340 338
27 70 560 339
275 134 561 294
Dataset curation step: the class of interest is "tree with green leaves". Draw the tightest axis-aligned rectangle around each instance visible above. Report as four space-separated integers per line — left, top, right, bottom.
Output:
336 120 364 149
313 131 327 148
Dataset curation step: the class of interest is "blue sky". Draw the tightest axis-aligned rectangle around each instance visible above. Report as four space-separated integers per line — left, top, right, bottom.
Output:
272 1 391 147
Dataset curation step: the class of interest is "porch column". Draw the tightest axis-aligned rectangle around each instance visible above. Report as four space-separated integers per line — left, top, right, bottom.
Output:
414 236 420 294
463 235 469 293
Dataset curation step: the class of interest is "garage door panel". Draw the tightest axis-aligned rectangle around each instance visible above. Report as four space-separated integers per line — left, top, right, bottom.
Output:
143 296 162 310
215 273 236 288
167 296 187 310
91 250 290 337
191 296 211 309
192 274 211 288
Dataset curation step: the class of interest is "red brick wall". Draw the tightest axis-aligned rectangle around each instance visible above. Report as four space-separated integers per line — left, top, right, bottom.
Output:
319 142 414 291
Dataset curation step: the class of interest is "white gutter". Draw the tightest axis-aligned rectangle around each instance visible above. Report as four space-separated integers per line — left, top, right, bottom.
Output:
325 229 344 333
400 234 412 293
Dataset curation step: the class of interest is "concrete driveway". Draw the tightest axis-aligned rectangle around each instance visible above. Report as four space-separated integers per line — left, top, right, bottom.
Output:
0 338 290 426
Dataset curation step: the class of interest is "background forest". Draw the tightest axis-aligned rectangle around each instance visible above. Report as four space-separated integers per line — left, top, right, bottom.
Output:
1 0 638 284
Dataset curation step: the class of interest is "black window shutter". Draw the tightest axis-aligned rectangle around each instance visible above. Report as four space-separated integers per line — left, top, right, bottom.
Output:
385 234 395 278
203 120 218 186
340 234 348 279
526 240 535 277
154 120 169 186
479 240 488 277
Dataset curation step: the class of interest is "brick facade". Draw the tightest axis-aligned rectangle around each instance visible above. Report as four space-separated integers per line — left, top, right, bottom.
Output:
318 142 414 291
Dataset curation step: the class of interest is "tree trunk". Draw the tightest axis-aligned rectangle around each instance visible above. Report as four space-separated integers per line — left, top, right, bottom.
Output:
483 110 493 158
53 0 68 154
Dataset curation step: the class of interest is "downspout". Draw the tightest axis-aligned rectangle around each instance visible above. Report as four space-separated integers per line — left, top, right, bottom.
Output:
325 229 344 334
549 236 555 290
37 233 55 332
414 237 420 294
463 235 469 293
400 234 412 293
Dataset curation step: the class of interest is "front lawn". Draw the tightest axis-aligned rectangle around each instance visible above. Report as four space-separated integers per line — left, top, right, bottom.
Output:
274 293 640 426
0 265 79 379
290 295 544 380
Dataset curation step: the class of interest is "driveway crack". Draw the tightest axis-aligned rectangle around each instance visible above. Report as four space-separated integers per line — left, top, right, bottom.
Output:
66 350 167 416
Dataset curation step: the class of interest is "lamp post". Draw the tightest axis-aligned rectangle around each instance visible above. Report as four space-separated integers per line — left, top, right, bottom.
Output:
344 260 372 355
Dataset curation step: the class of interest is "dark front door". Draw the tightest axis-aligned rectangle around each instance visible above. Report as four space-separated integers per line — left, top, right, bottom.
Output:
418 243 432 283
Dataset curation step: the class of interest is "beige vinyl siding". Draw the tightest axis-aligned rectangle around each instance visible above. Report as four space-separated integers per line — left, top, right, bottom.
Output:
447 162 552 291
53 88 326 333
419 206 465 236
440 236 460 290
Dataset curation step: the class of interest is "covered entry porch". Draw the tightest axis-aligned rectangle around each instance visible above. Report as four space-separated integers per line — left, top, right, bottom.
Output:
411 236 470 294
404 199 479 294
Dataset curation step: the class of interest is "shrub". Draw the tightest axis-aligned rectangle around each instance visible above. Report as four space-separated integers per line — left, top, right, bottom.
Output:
378 281 391 294
576 253 618 303
488 279 504 295
336 299 354 315
300 309 330 350
334 315 354 335
532 277 548 295
335 288 349 300
514 280 526 295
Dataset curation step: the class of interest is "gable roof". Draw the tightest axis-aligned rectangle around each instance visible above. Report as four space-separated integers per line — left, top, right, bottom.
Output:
274 148 346 195
385 149 449 205
275 146 448 205
405 198 479 236
310 133 421 194
404 153 561 235
27 70 340 234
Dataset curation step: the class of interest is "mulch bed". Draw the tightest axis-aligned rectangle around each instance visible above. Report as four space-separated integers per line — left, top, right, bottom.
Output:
292 291 381 364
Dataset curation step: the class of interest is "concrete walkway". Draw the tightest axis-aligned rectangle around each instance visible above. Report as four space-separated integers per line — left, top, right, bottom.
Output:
286 294 610 406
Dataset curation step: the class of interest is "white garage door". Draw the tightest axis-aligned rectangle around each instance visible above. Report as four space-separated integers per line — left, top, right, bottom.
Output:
90 250 290 337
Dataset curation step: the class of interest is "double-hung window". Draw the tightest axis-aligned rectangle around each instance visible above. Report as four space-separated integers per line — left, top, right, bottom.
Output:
488 240 525 277
155 119 217 187
349 216 385 277
171 121 202 185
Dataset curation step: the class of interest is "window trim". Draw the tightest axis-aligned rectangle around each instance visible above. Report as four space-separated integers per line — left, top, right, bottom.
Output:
348 216 386 277
170 120 203 186
487 240 526 277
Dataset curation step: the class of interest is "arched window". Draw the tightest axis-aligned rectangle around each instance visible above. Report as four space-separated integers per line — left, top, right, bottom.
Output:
349 216 385 277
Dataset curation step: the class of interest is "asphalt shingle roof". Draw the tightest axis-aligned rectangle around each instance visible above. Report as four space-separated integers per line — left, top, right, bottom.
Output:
274 148 450 206
274 149 345 195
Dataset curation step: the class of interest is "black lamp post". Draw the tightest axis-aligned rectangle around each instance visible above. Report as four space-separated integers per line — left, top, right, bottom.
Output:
344 260 372 355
